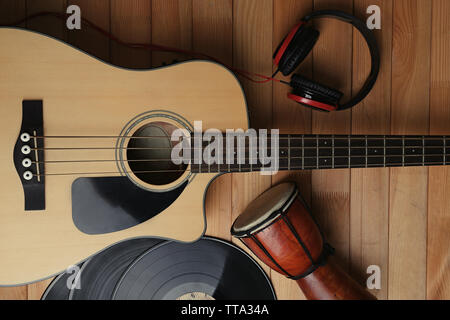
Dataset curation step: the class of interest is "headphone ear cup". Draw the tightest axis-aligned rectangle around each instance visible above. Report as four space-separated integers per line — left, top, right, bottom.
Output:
291 74 343 103
278 26 319 76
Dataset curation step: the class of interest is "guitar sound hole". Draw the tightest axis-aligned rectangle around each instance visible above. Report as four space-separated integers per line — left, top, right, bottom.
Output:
127 122 187 186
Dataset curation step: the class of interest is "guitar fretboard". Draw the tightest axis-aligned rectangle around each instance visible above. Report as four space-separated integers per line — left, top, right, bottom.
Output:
190 134 450 173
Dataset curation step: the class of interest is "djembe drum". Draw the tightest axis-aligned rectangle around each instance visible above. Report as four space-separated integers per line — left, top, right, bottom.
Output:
231 183 376 300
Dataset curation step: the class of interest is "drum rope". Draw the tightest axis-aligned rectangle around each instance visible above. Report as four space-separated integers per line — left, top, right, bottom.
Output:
244 235 294 278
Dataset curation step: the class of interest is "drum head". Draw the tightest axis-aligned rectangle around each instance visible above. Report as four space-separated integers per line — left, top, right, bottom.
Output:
112 237 276 300
231 182 297 237
69 238 162 300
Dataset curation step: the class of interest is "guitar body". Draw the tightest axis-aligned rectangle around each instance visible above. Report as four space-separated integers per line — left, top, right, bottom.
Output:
0 28 248 285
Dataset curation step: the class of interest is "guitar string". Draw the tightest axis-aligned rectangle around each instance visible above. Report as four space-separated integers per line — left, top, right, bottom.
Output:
33 153 449 176
31 135 449 141
29 145 449 151
33 160 449 177
32 153 450 164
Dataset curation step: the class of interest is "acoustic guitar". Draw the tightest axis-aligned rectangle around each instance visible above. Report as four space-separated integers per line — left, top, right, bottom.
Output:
0 28 448 285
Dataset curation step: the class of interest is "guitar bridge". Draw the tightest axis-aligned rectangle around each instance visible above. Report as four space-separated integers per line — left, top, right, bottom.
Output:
13 100 45 211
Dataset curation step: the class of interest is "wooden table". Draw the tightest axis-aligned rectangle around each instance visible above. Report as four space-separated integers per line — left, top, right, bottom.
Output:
0 0 448 300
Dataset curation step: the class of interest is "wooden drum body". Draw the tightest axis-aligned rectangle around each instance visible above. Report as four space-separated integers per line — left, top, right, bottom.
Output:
231 183 375 300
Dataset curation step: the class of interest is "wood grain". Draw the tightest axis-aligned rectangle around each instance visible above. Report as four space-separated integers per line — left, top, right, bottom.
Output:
111 0 152 69
0 0 26 26
271 0 313 300
350 0 392 299
389 0 431 300
0 0 448 300
27 279 53 300
26 0 67 40
311 0 353 271
427 0 450 300
68 0 110 61
152 0 192 67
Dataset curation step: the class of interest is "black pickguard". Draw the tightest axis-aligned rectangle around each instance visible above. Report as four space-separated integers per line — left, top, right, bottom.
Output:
72 177 187 235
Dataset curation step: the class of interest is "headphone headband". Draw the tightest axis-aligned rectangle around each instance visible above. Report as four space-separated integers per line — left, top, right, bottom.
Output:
302 10 380 110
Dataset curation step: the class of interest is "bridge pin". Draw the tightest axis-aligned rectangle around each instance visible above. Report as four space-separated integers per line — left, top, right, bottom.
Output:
21 145 31 155
23 171 33 181
22 158 32 168
20 132 31 142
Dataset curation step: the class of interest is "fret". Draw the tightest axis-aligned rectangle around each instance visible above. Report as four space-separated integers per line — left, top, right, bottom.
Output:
402 136 405 167
422 136 425 166
190 134 450 173
444 136 446 165
348 136 351 168
249 146 252 173
365 135 368 168
332 135 335 169
314 135 318 169
288 134 291 171
238 145 241 172
302 135 304 170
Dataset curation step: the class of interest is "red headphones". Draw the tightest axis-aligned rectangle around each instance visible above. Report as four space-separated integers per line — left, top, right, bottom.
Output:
273 10 380 112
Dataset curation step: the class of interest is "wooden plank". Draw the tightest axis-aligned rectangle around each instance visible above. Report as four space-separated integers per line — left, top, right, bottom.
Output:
271 0 313 300
27 278 53 300
231 0 273 278
0 0 26 26
311 0 353 270
0 286 27 300
26 0 67 40
350 0 392 299
68 0 111 61
152 0 192 67
192 0 232 64
427 0 450 300
110 0 152 69
389 0 431 300
192 0 233 240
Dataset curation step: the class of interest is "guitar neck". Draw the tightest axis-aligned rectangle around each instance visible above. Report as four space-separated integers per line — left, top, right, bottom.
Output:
190 134 450 173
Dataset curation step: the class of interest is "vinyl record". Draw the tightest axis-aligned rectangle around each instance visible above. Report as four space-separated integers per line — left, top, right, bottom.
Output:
41 264 82 300
112 237 276 300
70 238 162 300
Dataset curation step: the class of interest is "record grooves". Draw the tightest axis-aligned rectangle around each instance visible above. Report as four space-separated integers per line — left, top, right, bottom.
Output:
112 237 275 300
42 237 275 300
